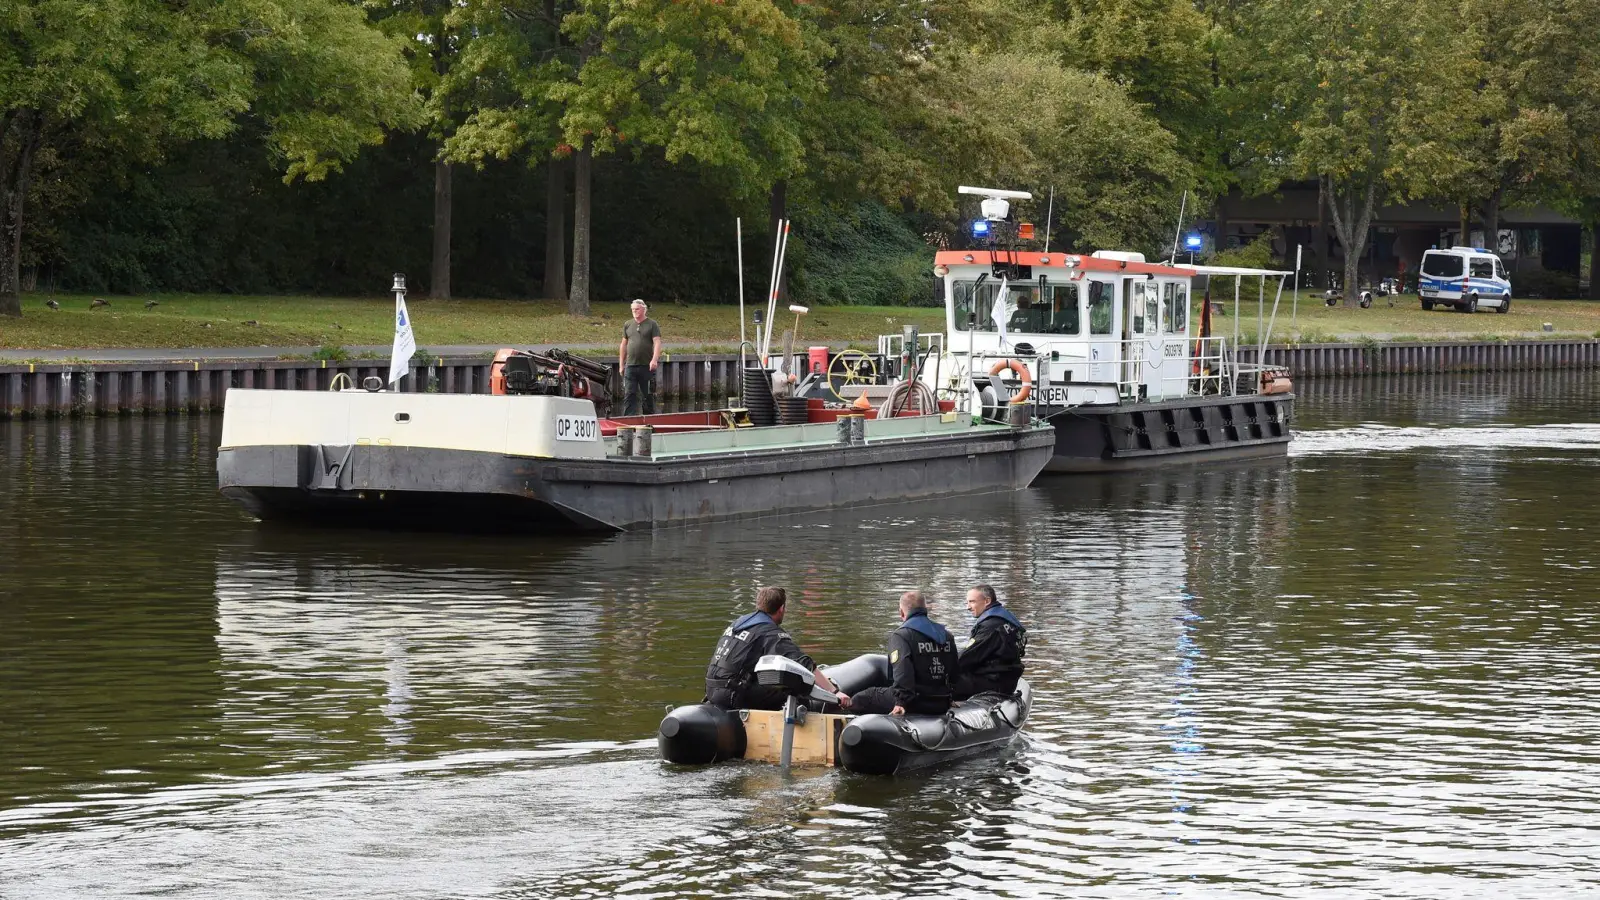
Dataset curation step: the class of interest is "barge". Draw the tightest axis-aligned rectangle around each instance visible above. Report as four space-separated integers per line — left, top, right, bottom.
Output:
216 366 1055 532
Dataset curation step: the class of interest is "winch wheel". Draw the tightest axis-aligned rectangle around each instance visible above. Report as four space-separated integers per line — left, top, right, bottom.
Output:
826 351 880 403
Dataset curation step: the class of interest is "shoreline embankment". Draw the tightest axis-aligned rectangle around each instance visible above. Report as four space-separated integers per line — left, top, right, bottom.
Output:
3 339 1599 420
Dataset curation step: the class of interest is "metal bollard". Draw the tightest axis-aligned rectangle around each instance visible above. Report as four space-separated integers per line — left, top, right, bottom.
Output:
837 417 852 445
634 425 654 458
1006 404 1031 428
848 415 866 445
616 426 634 457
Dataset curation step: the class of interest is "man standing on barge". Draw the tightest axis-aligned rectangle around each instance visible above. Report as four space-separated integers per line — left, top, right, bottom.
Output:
619 298 662 416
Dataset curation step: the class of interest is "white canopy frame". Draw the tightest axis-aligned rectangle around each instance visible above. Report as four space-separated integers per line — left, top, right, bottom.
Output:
1185 264 1293 368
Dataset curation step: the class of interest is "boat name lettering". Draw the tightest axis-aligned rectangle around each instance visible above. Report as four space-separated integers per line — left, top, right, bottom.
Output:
1034 386 1071 405
1162 342 1186 358
555 414 599 442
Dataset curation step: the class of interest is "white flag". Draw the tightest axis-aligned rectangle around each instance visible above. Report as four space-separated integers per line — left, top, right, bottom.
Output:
389 294 416 385
991 277 1010 348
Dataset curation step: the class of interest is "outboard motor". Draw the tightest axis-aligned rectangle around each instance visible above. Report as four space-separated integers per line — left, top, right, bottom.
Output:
754 655 841 769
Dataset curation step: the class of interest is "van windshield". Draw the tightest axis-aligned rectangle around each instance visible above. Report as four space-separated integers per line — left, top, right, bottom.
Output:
1422 253 1464 277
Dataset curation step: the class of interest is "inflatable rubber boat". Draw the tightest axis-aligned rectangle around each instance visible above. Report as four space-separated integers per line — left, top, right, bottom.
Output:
657 653 1031 775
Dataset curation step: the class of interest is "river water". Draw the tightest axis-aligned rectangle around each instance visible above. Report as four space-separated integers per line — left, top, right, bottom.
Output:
1 371 1598 899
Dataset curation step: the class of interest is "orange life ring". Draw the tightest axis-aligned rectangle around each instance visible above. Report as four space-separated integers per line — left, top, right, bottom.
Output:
987 359 1032 404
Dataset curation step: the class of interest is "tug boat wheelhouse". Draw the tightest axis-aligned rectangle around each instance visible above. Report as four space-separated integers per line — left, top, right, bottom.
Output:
886 186 1295 473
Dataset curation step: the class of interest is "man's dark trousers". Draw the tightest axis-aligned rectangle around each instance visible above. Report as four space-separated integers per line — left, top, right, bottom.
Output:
624 364 656 416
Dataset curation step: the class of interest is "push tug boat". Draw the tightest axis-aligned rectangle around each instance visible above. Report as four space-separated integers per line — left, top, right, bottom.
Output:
873 186 1297 472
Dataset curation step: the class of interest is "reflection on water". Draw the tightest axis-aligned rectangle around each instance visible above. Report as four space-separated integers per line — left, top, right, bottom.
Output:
1 371 1598 898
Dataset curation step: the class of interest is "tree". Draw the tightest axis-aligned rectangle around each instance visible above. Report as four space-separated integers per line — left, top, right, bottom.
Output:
368 0 470 300
1228 0 1476 304
952 51 1193 253
448 0 817 315
0 0 418 317
1055 0 1223 196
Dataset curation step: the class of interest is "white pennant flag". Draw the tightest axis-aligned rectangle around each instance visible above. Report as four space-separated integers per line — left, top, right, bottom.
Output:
389 293 416 386
991 277 1010 348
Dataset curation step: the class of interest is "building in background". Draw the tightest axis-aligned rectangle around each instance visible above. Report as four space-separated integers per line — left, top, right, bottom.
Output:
1197 182 1583 296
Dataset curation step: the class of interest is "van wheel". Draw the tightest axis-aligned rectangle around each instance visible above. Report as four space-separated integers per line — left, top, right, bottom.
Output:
1421 299 1434 311
1463 295 1478 313
1497 296 1511 314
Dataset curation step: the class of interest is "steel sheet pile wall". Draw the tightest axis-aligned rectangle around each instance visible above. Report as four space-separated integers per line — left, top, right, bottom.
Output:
2 342 1597 420
1238 339 1600 376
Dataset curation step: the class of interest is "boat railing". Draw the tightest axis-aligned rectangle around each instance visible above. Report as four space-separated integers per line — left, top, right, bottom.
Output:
1107 335 1255 401
876 331 946 360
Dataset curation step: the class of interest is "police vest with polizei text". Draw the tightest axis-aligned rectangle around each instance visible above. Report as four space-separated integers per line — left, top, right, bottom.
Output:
705 611 781 689
896 613 958 696
970 604 1027 679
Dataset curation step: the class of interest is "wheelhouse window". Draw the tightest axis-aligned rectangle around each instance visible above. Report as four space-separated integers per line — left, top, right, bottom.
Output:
1141 281 1159 335
1089 280 1114 335
1422 253 1464 277
1173 286 1188 331
1162 283 1177 333
953 280 1082 335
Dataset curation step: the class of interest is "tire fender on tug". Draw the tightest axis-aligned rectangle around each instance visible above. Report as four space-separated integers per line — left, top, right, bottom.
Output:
988 359 1032 404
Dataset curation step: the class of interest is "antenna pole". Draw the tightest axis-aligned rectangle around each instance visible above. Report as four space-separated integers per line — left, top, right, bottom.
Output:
736 218 746 350
1043 187 1055 254
1169 191 1188 264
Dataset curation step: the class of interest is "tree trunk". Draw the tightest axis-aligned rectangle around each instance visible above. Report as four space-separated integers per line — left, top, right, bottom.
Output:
1313 178 1327 289
1458 202 1470 248
568 140 592 316
1480 184 1503 253
1590 224 1599 301
543 157 567 300
1324 175 1377 308
431 157 453 300
0 110 42 318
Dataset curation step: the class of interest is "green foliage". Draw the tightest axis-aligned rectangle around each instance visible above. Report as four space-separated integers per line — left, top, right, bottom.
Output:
1207 230 1278 299
786 203 935 308
312 343 349 361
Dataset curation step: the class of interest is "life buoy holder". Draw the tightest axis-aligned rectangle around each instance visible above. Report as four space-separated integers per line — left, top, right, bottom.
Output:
988 359 1032 404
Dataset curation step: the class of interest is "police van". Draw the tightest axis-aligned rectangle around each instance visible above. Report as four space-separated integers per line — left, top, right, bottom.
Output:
1418 246 1512 313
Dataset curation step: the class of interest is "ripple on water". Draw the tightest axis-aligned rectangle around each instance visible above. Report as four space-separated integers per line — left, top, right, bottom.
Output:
1 375 1599 897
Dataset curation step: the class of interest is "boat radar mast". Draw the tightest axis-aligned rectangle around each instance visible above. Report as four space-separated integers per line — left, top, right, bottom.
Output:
958 185 1032 229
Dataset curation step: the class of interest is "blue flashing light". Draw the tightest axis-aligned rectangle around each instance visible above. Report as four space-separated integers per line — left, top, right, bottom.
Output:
971 219 991 238
1184 233 1203 250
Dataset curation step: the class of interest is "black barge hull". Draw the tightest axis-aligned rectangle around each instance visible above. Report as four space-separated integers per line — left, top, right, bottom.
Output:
1042 392 1293 473
217 427 1056 533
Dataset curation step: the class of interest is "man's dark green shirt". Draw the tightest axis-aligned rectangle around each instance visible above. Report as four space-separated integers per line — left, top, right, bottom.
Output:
623 318 661 366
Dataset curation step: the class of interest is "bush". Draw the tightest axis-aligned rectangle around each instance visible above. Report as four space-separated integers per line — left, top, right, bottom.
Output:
786 202 936 307
313 344 350 362
1512 269 1580 299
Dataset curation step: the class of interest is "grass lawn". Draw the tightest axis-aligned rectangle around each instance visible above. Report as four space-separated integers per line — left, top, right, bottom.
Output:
1204 292 1600 344
2 290 1597 352
1 293 947 352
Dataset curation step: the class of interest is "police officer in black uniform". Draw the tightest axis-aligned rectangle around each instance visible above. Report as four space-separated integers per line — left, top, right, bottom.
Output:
845 591 959 716
953 583 1027 699
704 586 846 711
